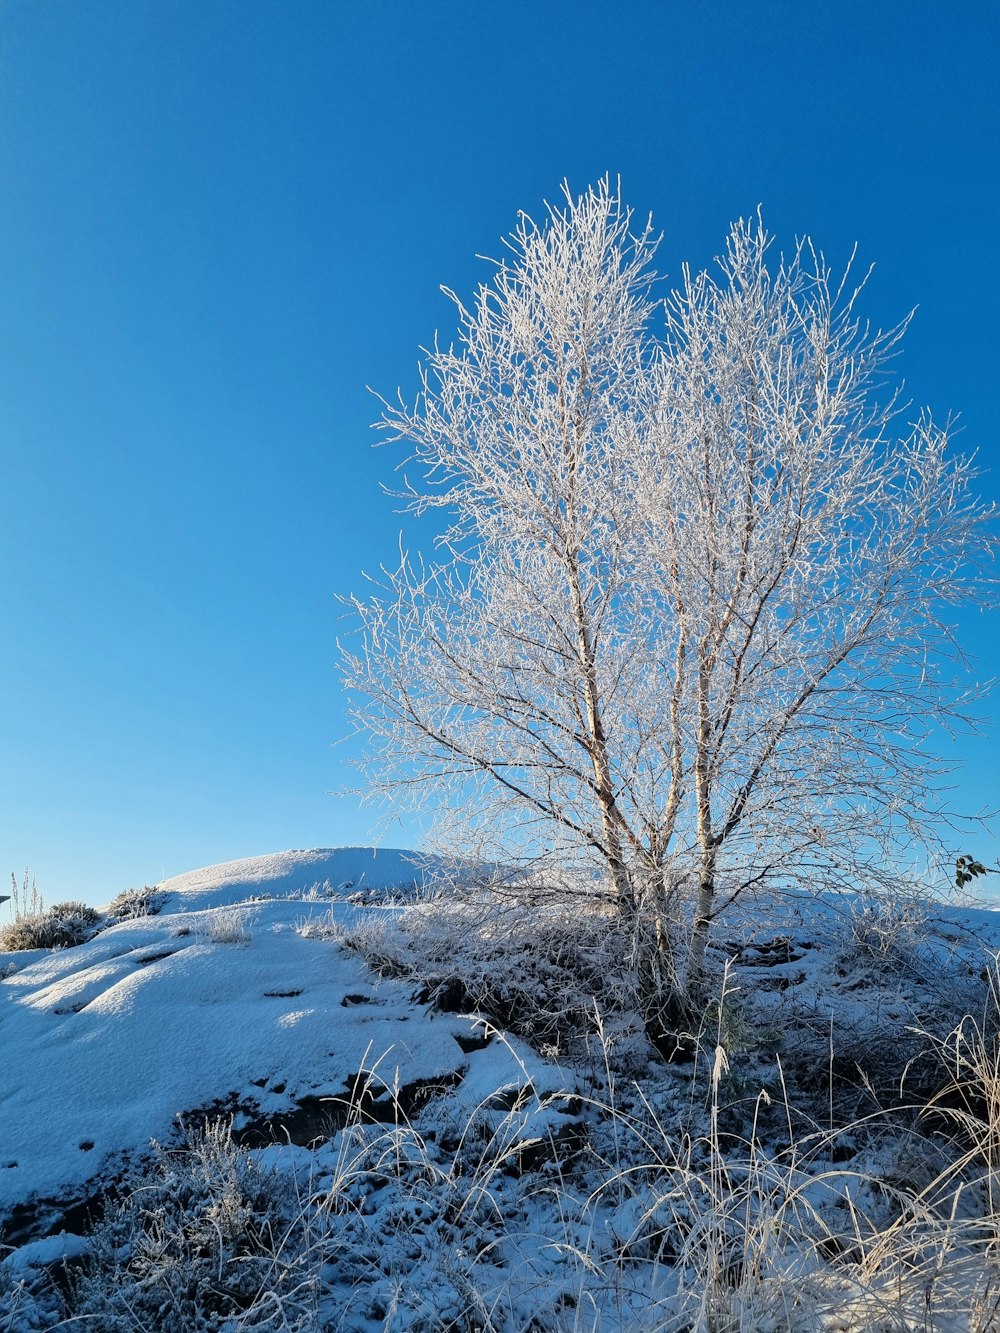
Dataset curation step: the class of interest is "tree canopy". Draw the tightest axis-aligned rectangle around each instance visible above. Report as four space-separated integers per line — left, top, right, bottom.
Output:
342 180 994 1021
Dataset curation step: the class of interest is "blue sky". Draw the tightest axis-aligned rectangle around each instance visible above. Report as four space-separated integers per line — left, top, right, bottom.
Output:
2 1 998 906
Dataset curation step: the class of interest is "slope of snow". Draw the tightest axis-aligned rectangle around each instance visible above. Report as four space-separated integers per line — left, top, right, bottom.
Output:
0 849 555 1230
150 846 474 912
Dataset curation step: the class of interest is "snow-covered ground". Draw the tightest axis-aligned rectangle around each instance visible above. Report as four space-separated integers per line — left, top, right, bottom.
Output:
4 849 1000 1330
0 850 560 1221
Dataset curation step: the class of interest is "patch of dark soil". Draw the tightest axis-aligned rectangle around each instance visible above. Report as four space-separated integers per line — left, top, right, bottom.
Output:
135 950 175 966
454 1028 493 1054
1 1185 108 1249
234 1069 465 1148
507 1116 585 1175
235 1095 351 1148
645 1013 698 1064
264 988 303 998
757 970 807 993
485 1083 537 1113
177 1089 265 1143
400 1070 464 1116
414 976 476 1014
829 1134 861 1162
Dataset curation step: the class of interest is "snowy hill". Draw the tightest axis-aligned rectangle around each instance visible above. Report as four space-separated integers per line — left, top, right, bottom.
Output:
0 850 559 1229
154 846 475 912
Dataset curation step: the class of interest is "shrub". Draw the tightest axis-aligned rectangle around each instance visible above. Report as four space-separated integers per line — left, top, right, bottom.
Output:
49 900 100 926
0 915 51 951
0 1265 51 1333
107 885 167 920
0 901 101 952
846 888 930 977
318 887 639 1052
68 1120 322 1332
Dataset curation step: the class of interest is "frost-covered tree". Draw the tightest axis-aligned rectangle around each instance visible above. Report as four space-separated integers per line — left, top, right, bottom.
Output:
342 180 993 1034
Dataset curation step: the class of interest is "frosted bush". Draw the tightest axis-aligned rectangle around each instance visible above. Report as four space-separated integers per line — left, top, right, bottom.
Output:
49 900 100 928
0 915 54 951
0 901 100 952
108 885 166 920
69 1120 322 1332
332 890 638 1050
848 890 929 969
0 1267 51 1333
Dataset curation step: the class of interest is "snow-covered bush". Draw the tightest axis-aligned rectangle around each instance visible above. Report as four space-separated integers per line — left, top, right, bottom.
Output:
323 890 638 1051
0 1266 51 1333
69 1120 322 1332
0 916 46 951
0 900 100 952
107 884 166 920
848 889 930 970
49 900 101 928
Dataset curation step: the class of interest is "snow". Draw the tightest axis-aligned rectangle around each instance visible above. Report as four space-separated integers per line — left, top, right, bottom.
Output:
153 845 472 912
0 850 513 1220
5 848 1000 1329
2 1231 88 1272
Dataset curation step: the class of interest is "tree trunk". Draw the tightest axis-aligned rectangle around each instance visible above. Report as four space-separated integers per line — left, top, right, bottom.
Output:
624 864 690 1060
685 843 717 1004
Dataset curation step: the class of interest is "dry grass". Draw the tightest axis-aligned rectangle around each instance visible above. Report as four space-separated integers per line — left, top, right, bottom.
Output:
10 897 1000 1329
204 904 257 946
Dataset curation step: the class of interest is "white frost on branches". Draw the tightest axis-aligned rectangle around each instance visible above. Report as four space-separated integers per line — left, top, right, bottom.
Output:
341 179 994 1001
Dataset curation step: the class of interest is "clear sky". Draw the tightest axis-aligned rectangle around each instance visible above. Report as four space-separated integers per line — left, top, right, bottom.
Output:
2 1 998 907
